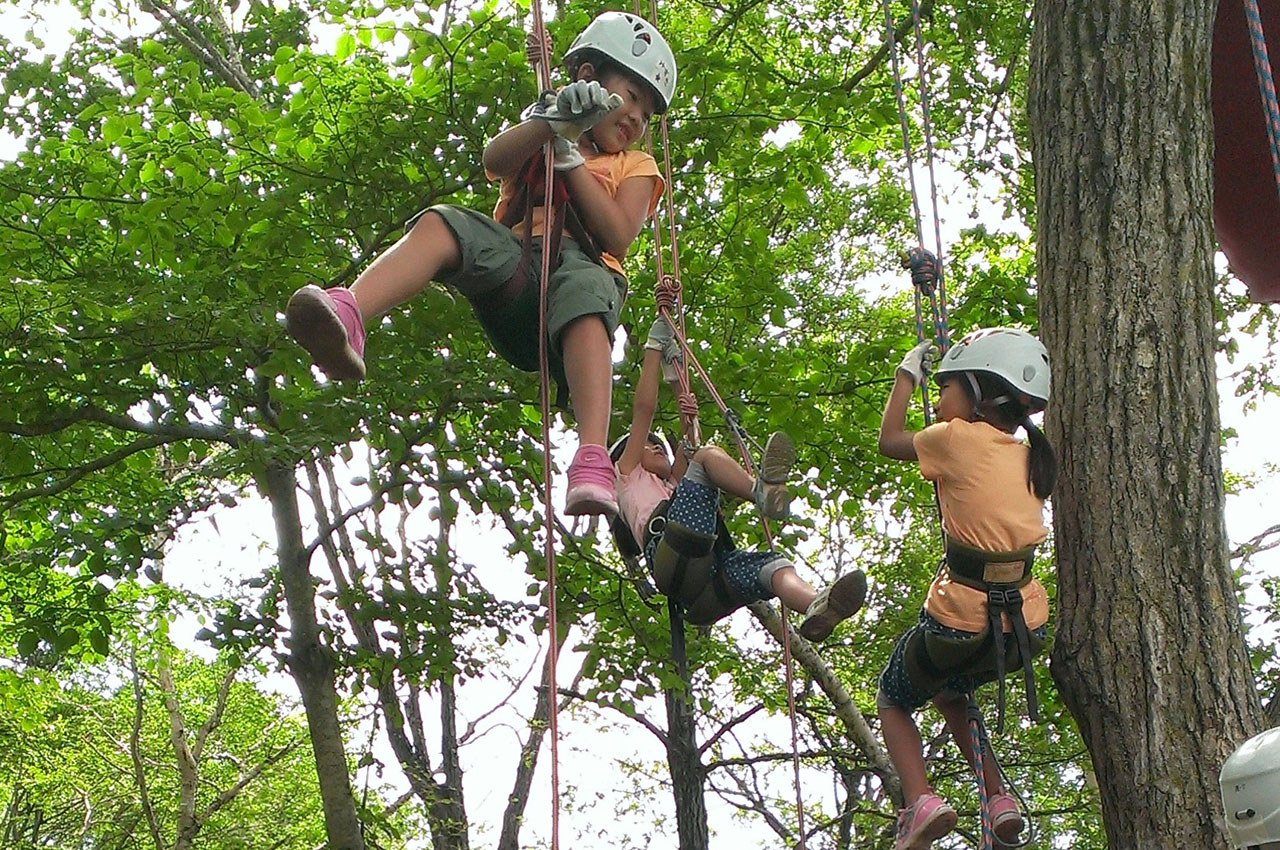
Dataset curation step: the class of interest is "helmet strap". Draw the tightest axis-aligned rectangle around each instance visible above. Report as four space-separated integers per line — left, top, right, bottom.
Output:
963 372 983 419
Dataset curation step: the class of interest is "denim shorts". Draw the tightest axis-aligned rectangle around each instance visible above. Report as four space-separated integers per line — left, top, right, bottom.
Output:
878 610 1049 710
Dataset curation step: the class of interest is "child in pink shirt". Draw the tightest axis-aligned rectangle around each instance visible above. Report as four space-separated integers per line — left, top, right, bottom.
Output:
610 317 866 635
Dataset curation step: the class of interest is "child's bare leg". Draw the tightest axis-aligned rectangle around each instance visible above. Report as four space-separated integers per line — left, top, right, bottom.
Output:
690 445 754 499
879 701 933 803
934 691 1002 797
768 565 818 613
350 211 462 319
559 315 612 447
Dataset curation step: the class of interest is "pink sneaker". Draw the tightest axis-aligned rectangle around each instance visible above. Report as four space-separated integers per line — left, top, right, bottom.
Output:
564 444 618 518
989 793 1024 846
285 285 367 380
894 792 957 850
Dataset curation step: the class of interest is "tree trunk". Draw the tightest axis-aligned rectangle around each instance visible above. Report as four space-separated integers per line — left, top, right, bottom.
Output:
665 606 709 850
1029 1 1265 847
264 462 366 850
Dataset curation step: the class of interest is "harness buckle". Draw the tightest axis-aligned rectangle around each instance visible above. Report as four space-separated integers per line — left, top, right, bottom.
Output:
987 586 1024 613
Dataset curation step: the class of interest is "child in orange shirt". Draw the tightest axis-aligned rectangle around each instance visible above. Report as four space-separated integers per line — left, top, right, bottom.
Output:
876 328 1059 850
284 13 676 519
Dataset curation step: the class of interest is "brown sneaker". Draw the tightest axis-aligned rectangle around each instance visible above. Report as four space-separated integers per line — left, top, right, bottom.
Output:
798 570 867 641
753 431 796 519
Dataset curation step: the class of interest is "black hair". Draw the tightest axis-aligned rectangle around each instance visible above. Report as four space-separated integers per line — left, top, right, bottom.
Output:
609 431 671 464
567 49 623 81
959 373 1058 500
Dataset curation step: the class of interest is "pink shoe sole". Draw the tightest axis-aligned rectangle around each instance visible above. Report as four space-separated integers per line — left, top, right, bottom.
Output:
564 483 618 518
286 286 366 380
899 807 957 850
992 802 1024 845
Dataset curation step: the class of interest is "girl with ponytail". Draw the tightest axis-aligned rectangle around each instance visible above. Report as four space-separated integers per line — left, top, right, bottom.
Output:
874 328 1058 850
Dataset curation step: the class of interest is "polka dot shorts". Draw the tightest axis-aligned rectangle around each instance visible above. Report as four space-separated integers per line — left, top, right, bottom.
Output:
644 476 782 605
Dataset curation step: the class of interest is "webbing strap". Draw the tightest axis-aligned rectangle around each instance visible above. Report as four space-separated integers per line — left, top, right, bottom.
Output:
984 586 1039 734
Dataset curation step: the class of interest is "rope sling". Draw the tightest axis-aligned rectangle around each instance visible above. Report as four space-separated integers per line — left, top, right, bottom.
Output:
517 5 813 845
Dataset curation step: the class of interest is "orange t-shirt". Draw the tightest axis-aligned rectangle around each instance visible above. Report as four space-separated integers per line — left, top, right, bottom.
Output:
490 148 664 276
913 419 1050 633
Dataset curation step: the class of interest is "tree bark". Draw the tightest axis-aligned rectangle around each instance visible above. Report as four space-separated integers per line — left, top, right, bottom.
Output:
665 605 709 850
264 462 365 850
1029 1 1265 847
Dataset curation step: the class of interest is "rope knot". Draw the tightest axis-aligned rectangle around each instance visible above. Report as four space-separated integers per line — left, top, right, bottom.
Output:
900 247 941 295
654 274 680 312
676 392 699 417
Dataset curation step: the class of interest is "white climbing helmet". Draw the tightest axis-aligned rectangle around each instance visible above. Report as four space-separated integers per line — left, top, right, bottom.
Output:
564 11 677 113
933 327 1051 413
1220 726 1280 848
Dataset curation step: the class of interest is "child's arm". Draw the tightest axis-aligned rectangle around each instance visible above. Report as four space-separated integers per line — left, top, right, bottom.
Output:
615 344 664 476
878 371 919 460
561 167 657 259
878 341 935 460
483 125 655 258
482 119 557 179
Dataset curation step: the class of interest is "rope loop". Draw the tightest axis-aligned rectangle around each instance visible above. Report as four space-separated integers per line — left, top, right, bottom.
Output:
655 274 681 312
676 391 699 417
900 246 941 296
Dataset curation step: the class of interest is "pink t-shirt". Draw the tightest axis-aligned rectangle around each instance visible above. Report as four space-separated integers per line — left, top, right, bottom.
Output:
616 463 675 546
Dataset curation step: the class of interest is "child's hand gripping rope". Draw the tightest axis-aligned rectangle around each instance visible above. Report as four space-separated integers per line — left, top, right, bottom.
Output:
897 339 938 388
645 317 684 384
526 80 624 140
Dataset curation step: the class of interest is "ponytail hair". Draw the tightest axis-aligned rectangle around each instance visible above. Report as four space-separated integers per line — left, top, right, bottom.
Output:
970 373 1058 500
1022 417 1058 500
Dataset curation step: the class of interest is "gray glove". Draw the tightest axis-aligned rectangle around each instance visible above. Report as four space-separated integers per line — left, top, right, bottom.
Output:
552 137 584 172
897 340 937 387
645 316 675 351
527 81 622 140
646 317 684 383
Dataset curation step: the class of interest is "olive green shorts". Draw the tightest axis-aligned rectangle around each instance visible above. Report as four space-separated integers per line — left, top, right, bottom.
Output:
413 204 628 373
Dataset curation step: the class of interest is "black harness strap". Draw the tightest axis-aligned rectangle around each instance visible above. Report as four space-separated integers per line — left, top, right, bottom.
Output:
946 537 1041 733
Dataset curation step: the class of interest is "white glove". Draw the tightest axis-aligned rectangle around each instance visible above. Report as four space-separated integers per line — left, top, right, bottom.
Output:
529 81 622 140
897 340 937 387
552 137 584 172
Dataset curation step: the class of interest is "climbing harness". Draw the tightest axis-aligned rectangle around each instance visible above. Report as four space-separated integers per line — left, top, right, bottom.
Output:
926 538 1043 732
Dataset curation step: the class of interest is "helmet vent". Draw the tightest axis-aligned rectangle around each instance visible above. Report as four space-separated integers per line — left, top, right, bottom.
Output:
1022 365 1036 381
